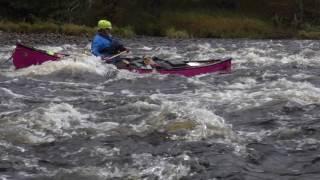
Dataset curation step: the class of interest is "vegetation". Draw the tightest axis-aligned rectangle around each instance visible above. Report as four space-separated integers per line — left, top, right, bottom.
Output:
160 12 274 38
0 0 320 39
165 28 190 39
0 21 135 37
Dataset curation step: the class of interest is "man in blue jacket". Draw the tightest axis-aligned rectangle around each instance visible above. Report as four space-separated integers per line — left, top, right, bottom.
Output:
91 19 128 63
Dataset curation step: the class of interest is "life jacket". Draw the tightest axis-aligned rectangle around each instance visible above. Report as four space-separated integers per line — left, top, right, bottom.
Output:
91 33 113 57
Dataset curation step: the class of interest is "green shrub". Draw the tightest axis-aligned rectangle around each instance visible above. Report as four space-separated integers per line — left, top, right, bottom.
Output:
31 22 59 33
61 24 93 35
165 27 189 38
298 30 320 39
16 22 33 33
0 21 20 32
160 12 274 38
113 26 136 38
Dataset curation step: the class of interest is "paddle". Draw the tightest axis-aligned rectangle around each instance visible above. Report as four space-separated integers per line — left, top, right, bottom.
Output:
1 55 13 65
48 51 91 58
54 52 70 57
57 49 92 57
103 50 128 62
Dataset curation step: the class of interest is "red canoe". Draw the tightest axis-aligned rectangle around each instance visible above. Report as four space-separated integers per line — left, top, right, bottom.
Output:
12 43 232 77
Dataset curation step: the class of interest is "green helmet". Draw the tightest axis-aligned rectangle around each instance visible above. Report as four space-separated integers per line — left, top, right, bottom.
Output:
98 20 112 30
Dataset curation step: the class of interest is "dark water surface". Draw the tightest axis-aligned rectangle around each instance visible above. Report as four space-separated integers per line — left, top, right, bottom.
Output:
0 38 320 180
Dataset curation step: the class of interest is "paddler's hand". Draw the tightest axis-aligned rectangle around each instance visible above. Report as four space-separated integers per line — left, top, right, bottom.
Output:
122 60 130 64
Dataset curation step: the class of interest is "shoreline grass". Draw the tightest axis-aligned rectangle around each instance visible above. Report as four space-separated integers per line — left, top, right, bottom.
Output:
160 11 320 39
0 18 320 39
159 12 278 39
0 21 136 38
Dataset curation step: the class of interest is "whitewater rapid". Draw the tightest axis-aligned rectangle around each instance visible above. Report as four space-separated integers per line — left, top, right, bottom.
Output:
0 38 320 179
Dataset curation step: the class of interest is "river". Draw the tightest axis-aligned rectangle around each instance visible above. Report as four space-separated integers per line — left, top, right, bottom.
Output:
0 37 320 180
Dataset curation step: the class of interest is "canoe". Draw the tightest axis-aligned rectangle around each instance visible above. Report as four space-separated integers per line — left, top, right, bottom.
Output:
12 43 232 77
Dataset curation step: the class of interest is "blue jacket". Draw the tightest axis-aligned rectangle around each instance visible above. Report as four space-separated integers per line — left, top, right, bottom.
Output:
91 33 125 57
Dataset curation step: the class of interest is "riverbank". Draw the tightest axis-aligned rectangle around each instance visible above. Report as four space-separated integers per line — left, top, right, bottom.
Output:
0 31 90 46
1 21 320 44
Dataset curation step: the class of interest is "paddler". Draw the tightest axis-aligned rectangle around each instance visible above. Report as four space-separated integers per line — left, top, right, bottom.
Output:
91 19 129 64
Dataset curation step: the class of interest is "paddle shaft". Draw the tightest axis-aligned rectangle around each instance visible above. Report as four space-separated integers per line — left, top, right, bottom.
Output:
55 51 91 57
103 51 128 62
1 55 13 65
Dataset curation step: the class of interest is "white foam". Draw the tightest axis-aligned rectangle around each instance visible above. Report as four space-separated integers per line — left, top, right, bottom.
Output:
0 87 25 98
193 77 320 112
120 89 136 96
267 78 320 105
43 153 190 180
138 46 153 50
3 55 114 77
149 93 235 141
153 46 183 59
37 45 64 53
93 146 120 157
132 153 190 180
231 44 320 69
291 73 314 80
1 103 103 144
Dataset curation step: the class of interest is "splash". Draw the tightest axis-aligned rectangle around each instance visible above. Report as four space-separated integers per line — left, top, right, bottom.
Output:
0 103 101 144
146 93 236 142
38 153 190 180
2 56 114 78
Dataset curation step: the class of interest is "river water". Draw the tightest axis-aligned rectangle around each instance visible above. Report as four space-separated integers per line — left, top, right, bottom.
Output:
0 38 320 180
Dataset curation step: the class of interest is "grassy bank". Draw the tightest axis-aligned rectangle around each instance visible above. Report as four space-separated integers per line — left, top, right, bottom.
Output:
0 21 136 38
1 15 320 39
158 11 320 39
160 12 273 38
0 21 91 35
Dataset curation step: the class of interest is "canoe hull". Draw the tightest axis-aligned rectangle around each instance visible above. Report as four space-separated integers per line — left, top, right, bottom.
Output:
12 44 60 69
126 58 232 77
